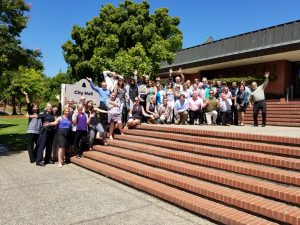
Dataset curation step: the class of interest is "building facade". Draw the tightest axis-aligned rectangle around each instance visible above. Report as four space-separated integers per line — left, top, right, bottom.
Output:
160 20 300 98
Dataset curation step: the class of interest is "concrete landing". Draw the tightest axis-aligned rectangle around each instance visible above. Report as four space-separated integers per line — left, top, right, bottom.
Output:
0 151 215 225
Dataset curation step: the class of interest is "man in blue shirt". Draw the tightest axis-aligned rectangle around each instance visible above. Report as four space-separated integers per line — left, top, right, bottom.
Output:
86 77 110 127
174 94 189 125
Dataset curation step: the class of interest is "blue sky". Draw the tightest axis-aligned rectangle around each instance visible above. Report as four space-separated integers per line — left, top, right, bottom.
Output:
20 0 300 77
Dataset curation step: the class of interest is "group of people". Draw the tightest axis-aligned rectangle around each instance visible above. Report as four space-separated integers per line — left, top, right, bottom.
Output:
25 68 269 167
25 93 110 167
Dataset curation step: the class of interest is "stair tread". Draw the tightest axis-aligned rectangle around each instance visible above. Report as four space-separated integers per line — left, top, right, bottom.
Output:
71 156 280 225
82 150 300 224
92 144 300 204
136 124 300 145
124 129 300 157
107 138 300 170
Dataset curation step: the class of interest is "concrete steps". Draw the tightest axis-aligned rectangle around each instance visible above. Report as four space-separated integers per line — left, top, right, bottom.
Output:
72 157 278 225
239 102 300 127
71 124 300 224
244 121 300 127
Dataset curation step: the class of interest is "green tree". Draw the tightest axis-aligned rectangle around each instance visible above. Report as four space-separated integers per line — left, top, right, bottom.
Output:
62 0 182 80
0 0 44 114
45 72 75 101
1 67 49 114
0 0 43 75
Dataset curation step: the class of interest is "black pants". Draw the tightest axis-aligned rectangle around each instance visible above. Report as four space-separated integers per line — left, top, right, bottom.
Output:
27 133 39 163
220 111 232 125
36 129 54 163
231 105 238 125
253 100 266 126
201 108 206 124
122 104 128 125
216 109 221 125
140 100 147 123
99 102 108 128
189 109 203 125
74 130 88 156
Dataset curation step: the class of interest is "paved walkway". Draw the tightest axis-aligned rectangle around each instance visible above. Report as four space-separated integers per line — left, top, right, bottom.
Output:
0 150 215 225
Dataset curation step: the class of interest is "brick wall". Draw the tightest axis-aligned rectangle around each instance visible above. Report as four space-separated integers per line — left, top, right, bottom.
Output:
184 60 293 97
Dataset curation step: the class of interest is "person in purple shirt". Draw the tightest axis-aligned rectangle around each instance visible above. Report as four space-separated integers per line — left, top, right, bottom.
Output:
72 104 88 158
44 108 72 167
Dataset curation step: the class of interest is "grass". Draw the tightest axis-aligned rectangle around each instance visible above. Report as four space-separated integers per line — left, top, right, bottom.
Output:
0 117 28 150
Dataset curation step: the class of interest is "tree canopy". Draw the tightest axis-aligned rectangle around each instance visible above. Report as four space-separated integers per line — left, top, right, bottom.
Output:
0 0 43 76
0 0 45 114
62 0 182 80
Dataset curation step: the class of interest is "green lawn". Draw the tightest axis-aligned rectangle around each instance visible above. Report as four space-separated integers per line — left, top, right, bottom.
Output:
0 117 28 150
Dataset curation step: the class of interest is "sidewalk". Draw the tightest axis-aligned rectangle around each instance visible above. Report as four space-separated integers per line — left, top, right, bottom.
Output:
0 150 215 225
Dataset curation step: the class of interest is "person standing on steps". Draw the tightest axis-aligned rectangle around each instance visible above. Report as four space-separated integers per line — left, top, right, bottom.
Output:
169 68 185 91
229 82 239 125
127 75 139 110
86 77 110 129
236 84 249 126
103 70 119 93
249 72 269 127
107 92 124 140
23 91 41 163
114 76 128 126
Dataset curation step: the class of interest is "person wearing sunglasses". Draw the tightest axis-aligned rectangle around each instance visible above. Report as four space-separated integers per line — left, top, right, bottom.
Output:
203 90 220 125
124 97 153 129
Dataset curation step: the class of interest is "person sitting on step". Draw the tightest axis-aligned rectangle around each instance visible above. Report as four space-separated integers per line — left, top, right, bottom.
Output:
157 98 173 124
174 94 189 125
219 93 232 126
203 90 219 125
86 100 108 149
188 91 203 125
146 96 159 124
124 97 153 129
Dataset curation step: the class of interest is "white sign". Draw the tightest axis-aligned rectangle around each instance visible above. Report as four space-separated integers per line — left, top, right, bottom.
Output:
61 79 100 107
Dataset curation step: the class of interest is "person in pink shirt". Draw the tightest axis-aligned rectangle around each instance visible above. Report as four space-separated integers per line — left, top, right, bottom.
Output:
188 91 204 125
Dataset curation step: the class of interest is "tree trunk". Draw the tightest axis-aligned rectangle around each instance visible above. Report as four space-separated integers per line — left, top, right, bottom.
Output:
3 99 7 112
12 96 17 115
19 103 22 114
